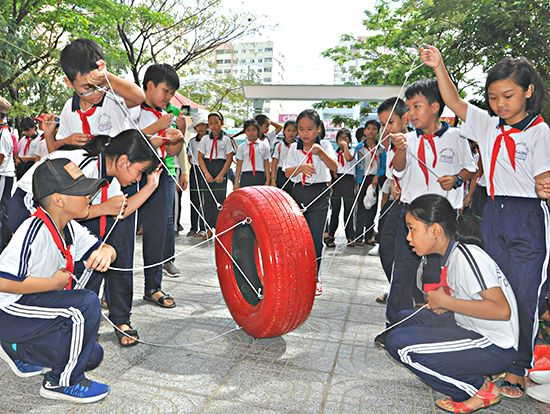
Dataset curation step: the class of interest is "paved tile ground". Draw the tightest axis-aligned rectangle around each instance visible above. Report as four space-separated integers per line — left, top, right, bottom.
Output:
0 191 547 413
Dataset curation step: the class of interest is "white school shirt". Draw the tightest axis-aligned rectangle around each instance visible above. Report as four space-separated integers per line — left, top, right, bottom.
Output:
272 140 293 167
358 143 384 176
57 92 133 140
284 138 336 184
446 242 519 350
0 213 101 308
461 103 550 198
16 150 122 214
198 133 234 160
393 124 477 209
34 136 49 160
134 104 171 158
186 135 203 166
17 134 41 157
264 129 278 147
335 146 357 176
0 126 15 176
236 139 270 173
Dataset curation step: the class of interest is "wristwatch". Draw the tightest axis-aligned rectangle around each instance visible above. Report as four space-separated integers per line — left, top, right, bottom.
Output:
453 174 464 189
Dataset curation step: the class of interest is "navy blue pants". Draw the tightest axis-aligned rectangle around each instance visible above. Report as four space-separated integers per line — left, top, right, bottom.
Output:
7 187 33 234
138 168 169 294
203 159 227 229
0 175 13 252
386 204 429 324
386 309 516 402
0 290 103 386
291 182 330 280
378 200 401 283
356 175 377 242
189 165 206 232
240 171 266 187
481 196 549 377
164 174 176 264
329 174 356 241
275 168 290 192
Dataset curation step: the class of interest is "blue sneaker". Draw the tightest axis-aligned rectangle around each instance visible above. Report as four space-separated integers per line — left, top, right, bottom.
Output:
40 372 110 403
0 341 44 378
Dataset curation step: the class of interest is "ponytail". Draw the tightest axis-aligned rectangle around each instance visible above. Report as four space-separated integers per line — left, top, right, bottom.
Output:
408 194 484 249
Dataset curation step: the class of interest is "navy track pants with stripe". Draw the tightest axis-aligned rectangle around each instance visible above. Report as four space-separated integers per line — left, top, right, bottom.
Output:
386 309 516 402
0 289 103 386
481 196 549 376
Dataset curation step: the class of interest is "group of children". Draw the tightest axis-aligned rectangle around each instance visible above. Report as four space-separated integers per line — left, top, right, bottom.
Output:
0 36 549 409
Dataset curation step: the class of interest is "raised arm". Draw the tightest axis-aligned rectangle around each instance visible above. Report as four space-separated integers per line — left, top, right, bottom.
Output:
420 46 468 122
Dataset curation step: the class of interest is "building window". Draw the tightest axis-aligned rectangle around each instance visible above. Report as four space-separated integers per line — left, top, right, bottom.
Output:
257 58 262 63
224 59 231 64
224 69 230 73
264 58 272 63
216 69 223 74
216 59 224 64
264 78 271 82
265 48 273 52
264 68 272 72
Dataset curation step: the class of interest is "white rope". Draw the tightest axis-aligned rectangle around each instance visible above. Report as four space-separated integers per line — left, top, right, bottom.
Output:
280 146 315 196
103 313 243 348
101 73 264 299
377 304 428 335
109 218 250 272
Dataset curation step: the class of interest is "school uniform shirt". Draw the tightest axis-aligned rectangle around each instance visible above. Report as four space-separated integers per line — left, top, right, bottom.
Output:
357 142 384 176
461 103 550 199
186 135 203 166
0 213 101 308
134 103 171 158
0 125 15 176
386 147 396 180
272 140 293 167
34 137 49 160
15 150 122 213
445 242 519 350
198 133 234 160
264 129 278 147
394 123 477 209
335 146 357 176
284 138 336 184
57 92 133 141
236 139 270 173
17 134 41 157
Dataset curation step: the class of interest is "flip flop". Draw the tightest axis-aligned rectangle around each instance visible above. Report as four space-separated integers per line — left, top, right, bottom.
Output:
500 380 524 398
143 289 176 309
115 325 139 347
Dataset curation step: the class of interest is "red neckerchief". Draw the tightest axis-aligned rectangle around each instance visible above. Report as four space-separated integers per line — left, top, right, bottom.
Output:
23 133 38 155
77 105 98 136
301 150 313 186
337 149 345 167
489 115 545 200
0 124 8 131
418 134 437 187
249 141 257 176
141 103 167 157
368 146 378 162
209 135 222 162
32 207 73 290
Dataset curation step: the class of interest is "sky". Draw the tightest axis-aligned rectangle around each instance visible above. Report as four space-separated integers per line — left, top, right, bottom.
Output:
228 0 377 84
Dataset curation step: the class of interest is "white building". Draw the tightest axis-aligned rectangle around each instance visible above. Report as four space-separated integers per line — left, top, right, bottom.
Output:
213 41 285 120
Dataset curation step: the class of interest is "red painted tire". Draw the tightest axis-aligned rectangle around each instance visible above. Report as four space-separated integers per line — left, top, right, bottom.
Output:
215 186 317 338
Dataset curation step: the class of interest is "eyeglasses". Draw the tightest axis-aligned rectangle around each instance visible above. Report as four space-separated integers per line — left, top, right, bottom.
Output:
74 84 109 97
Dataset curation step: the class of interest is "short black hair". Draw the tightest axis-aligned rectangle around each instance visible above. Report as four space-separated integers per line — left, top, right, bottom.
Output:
20 117 36 132
355 127 365 141
143 63 180 92
377 97 407 118
255 114 270 126
60 39 105 82
365 119 380 131
405 78 445 117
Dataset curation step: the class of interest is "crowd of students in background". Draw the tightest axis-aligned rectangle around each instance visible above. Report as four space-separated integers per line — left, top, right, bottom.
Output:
0 37 549 409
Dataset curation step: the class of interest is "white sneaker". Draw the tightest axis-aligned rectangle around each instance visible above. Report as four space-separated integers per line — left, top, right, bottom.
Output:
529 370 550 384
368 245 379 256
526 383 550 404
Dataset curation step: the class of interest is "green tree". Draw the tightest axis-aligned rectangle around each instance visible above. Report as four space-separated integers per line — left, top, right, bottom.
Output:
186 72 260 123
321 0 550 119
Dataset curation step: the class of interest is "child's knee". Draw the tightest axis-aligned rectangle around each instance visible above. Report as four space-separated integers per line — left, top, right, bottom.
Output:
85 341 104 371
